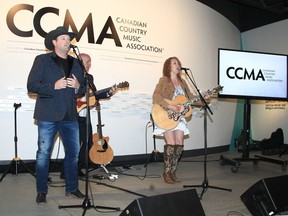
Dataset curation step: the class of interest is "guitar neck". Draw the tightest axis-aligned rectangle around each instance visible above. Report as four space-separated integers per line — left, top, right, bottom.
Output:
95 87 110 96
187 86 222 106
77 81 129 113
96 107 104 140
96 82 129 96
187 97 200 106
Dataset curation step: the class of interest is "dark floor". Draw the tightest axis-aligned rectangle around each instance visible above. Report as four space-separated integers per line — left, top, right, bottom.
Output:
1 150 288 216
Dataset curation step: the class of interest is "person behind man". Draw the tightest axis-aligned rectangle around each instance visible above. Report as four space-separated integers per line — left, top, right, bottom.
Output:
152 56 200 184
27 26 86 204
76 53 116 176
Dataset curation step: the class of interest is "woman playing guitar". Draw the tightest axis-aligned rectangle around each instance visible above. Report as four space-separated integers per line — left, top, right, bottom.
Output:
152 56 211 184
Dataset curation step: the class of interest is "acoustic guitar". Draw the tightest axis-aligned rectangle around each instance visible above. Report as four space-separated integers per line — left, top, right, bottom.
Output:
151 85 223 130
89 102 114 165
77 81 129 113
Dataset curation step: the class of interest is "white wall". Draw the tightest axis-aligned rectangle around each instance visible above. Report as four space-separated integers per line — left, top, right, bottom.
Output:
0 0 241 160
241 20 288 143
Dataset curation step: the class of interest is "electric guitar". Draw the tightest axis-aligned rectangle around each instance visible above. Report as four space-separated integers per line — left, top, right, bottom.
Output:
77 81 129 113
151 85 223 130
89 102 114 165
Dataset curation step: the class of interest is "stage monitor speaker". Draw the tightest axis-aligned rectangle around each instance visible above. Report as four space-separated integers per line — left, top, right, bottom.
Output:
241 175 288 216
120 189 205 216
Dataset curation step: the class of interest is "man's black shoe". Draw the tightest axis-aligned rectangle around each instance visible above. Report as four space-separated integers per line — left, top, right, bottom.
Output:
36 193 47 204
65 189 85 198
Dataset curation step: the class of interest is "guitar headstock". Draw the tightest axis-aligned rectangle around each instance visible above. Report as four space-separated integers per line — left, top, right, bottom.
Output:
213 85 223 93
207 85 224 96
116 81 129 89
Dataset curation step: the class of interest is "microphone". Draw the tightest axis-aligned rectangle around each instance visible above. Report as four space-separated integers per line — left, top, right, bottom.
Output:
181 67 190 71
69 44 77 49
13 103 21 109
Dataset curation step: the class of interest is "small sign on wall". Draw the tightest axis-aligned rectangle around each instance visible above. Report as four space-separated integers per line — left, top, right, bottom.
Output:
265 100 288 110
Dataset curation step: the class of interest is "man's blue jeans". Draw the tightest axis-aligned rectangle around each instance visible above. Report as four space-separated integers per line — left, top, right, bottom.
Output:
36 120 80 193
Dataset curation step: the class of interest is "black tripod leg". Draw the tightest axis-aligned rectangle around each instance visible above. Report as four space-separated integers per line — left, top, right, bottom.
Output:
0 158 36 182
82 208 87 216
59 204 83 209
199 179 209 199
58 197 121 212
58 197 91 210
208 185 232 192
184 182 207 199
93 205 121 211
279 147 288 157
184 179 232 199
18 159 36 178
0 159 16 182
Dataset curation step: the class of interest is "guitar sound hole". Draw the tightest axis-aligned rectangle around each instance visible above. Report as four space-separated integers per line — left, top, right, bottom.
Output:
97 149 106 152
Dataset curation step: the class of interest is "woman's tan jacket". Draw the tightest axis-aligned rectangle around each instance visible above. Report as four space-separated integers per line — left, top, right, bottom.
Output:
152 76 195 108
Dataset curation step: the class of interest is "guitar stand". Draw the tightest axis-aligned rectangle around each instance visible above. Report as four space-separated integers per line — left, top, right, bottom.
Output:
91 164 119 181
144 114 163 167
0 103 35 182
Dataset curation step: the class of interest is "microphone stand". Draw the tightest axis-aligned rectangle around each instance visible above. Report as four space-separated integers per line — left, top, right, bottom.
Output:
0 103 36 182
58 46 120 215
182 69 231 199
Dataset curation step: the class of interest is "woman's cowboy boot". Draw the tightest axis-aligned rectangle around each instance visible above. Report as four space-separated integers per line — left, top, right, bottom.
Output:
170 145 184 182
163 144 174 184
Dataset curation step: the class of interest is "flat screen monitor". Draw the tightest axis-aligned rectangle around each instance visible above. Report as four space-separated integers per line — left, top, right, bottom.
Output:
218 48 288 100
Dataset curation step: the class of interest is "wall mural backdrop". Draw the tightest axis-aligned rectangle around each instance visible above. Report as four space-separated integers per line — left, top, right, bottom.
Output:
3 0 285 161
